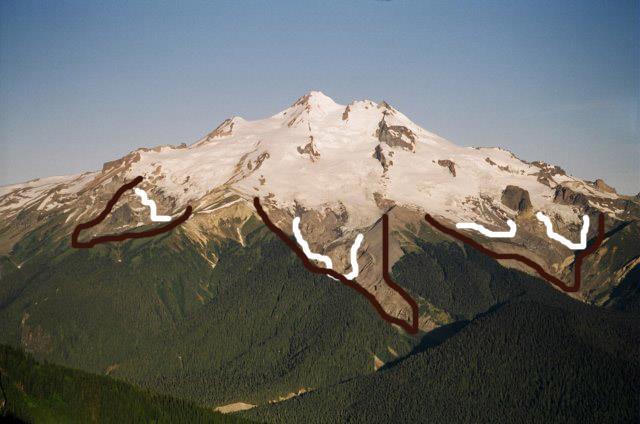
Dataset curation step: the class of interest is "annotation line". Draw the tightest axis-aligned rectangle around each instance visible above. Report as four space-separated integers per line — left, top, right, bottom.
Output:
254 197 419 334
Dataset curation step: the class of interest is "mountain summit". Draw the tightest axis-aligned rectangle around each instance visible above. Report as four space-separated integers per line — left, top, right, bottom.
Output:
289 90 341 111
1 91 638 328
272 91 344 128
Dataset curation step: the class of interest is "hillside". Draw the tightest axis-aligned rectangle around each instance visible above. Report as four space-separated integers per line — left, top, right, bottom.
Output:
0 220 417 408
0 344 249 423
249 287 640 423
0 91 638 420
1 91 638 328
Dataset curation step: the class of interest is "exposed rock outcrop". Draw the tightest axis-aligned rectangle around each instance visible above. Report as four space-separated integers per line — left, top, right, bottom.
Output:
553 185 589 207
342 105 351 121
501 185 532 213
297 136 321 161
102 152 141 173
373 145 392 172
530 160 569 187
110 203 135 226
373 191 395 210
376 120 416 152
593 179 616 194
531 161 567 176
201 118 236 142
437 160 456 177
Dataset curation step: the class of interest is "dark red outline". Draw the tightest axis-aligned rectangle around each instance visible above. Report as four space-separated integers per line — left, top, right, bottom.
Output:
71 176 192 248
423 212 606 292
253 197 420 334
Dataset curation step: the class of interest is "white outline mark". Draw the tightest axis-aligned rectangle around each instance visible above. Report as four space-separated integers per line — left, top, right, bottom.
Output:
536 212 589 250
133 188 172 222
292 217 364 280
344 233 365 280
456 219 517 238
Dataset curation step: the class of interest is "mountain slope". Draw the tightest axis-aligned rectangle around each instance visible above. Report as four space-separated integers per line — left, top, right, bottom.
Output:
0 219 417 408
0 91 638 418
0 344 249 423
1 91 637 327
249 298 640 423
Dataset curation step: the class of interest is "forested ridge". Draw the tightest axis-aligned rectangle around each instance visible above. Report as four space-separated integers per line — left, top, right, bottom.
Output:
250 300 640 423
247 240 640 423
0 218 416 407
1 212 639 422
112 226 416 405
0 344 250 423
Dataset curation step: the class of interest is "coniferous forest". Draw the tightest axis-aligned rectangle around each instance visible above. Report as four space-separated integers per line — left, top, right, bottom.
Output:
0 344 250 423
248 242 640 423
1 218 639 422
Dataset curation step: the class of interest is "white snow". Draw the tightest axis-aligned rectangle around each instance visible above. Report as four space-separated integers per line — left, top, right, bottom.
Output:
1 91 616 234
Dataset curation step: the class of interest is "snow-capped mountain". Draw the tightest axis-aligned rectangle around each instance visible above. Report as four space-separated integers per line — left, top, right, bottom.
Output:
1 91 638 329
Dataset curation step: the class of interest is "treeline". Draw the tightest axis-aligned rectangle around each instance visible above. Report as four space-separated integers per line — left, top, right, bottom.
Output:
0 344 250 423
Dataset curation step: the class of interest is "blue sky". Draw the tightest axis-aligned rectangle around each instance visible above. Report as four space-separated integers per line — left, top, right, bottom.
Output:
1 0 638 193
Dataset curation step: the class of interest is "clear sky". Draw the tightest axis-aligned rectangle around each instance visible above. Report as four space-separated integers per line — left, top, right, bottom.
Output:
1 0 638 193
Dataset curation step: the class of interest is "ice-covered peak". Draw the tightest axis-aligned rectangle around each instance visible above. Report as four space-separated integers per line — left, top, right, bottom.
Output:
1 90 627 253
272 91 344 126
291 91 342 110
